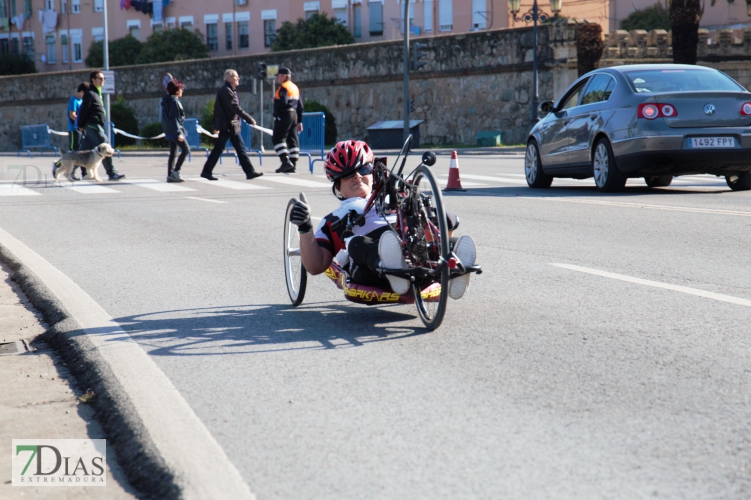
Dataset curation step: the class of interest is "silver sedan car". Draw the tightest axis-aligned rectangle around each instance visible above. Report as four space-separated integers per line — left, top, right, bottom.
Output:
524 64 751 192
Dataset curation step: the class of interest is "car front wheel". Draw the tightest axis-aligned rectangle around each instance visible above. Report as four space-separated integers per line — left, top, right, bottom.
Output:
525 141 553 188
726 172 751 191
592 139 627 192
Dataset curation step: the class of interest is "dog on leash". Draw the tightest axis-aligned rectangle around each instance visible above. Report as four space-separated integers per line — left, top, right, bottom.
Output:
53 143 115 182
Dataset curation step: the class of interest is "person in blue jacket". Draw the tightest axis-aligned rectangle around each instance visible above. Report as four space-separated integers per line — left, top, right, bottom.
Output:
160 79 190 183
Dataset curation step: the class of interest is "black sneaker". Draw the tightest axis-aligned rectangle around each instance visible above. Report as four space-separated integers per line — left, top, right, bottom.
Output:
70 174 81 181
200 173 218 181
52 161 60 178
246 171 264 180
108 173 125 181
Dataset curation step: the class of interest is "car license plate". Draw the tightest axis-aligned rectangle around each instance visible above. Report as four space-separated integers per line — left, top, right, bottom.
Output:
689 137 735 148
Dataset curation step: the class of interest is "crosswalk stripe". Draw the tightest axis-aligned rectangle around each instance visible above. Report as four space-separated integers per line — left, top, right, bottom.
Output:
64 181 121 194
0 184 43 196
260 175 331 188
189 177 272 190
121 178 196 192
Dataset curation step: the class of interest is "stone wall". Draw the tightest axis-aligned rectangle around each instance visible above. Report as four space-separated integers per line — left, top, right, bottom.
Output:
0 23 575 151
2 22 751 152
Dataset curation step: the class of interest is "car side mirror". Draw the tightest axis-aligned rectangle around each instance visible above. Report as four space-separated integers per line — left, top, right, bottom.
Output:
539 100 555 115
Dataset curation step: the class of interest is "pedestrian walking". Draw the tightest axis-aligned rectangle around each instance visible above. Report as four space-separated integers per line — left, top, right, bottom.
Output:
200 69 263 181
75 70 125 181
273 67 304 174
66 82 88 180
160 79 190 183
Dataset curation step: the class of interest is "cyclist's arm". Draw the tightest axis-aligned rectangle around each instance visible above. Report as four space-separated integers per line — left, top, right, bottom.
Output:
299 232 333 275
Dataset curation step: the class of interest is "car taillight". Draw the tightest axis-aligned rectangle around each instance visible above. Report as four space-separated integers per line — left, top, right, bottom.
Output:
660 104 677 117
637 103 678 119
741 102 751 116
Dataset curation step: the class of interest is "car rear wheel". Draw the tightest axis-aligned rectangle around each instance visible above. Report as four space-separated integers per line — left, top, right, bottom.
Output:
725 172 751 191
644 175 672 188
525 141 553 188
592 139 627 192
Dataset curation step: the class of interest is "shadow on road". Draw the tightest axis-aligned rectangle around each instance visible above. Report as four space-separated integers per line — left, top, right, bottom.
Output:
108 303 427 356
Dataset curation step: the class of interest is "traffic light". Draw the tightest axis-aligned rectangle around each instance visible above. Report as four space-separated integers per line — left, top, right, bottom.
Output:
256 61 267 80
409 99 414 113
411 42 427 71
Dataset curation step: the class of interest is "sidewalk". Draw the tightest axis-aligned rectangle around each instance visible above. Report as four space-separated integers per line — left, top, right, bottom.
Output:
0 261 137 499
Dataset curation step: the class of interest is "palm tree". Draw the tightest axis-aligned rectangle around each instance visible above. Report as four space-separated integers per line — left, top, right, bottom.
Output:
670 0 703 64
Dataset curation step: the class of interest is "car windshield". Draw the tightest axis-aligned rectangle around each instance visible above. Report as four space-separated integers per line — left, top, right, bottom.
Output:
624 69 745 93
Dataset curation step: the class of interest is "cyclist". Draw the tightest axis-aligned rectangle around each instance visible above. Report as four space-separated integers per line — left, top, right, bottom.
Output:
289 140 476 299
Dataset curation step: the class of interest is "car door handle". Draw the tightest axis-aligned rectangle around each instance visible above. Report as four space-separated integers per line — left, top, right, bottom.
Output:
589 114 599 120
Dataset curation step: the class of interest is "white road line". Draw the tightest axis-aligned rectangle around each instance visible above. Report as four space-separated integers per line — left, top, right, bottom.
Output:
446 174 529 185
122 178 196 192
0 184 42 196
185 196 228 204
261 175 332 188
190 177 272 190
552 263 751 307
522 196 751 217
0 226 255 499
64 181 121 194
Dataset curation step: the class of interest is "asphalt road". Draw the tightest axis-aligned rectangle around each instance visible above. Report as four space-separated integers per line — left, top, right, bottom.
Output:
1 151 750 499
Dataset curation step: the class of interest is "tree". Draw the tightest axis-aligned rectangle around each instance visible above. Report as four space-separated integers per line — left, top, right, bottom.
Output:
85 35 142 68
271 12 354 52
671 0 703 64
110 96 139 147
620 2 671 31
136 28 209 64
576 23 604 77
0 54 36 75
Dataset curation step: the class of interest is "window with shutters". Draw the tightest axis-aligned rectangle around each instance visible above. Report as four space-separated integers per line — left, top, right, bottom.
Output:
368 1 383 36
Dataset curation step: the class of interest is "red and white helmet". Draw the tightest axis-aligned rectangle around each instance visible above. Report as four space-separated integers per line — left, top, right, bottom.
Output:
324 140 374 182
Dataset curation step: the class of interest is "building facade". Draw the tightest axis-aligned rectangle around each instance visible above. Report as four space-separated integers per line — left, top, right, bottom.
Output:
2 0 751 75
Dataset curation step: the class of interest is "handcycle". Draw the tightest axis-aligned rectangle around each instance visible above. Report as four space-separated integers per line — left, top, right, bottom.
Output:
283 135 481 330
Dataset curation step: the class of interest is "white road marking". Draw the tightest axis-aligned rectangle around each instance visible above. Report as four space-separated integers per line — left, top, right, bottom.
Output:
64 181 121 194
449 174 529 185
122 178 196 192
261 175 332 188
553 263 751 307
190 177 272 190
523 196 751 217
0 226 256 499
185 196 228 204
0 184 42 196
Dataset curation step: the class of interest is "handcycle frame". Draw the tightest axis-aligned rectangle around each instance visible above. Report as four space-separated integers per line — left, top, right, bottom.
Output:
283 135 481 329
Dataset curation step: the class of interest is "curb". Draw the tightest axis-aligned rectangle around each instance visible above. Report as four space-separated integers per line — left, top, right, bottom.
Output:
0 244 179 500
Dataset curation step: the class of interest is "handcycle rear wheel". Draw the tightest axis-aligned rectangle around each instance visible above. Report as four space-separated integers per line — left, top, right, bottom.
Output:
406 165 449 330
283 198 307 306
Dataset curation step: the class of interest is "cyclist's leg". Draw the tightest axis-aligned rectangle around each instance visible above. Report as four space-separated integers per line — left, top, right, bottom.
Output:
347 234 393 289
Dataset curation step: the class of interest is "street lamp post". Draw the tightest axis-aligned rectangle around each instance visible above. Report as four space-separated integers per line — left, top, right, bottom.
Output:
509 0 561 125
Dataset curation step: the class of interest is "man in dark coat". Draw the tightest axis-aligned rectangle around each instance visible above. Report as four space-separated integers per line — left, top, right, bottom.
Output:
201 69 263 181
75 70 125 181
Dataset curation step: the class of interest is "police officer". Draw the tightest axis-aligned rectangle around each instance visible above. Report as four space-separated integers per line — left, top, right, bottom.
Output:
273 67 304 173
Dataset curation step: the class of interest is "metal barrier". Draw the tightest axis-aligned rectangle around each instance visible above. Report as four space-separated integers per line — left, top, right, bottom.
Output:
106 122 121 159
17 124 59 157
298 112 326 173
184 118 209 163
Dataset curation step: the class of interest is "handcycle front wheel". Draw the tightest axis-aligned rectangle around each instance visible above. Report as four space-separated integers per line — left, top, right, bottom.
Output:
283 198 307 306
407 165 450 330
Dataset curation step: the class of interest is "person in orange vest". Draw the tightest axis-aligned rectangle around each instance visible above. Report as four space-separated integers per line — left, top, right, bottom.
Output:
273 67 304 173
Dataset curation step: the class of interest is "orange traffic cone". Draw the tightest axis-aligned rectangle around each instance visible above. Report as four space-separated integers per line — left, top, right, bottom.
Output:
443 151 466 192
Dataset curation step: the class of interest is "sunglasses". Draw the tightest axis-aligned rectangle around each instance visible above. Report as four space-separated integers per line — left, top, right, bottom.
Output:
342 163 374 179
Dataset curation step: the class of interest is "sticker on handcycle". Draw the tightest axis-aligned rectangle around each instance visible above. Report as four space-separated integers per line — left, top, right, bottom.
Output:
282 136 481 330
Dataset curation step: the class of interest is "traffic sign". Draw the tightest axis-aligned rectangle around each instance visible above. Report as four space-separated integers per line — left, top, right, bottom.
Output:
101 70 115 94
161 73 173 92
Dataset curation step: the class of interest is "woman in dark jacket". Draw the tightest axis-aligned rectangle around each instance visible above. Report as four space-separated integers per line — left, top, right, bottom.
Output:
160 80 190 182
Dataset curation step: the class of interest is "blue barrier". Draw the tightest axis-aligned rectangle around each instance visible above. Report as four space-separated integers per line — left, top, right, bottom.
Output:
298 112 326 173
184 118 209 163
238 121 263 166
17 124 59 157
